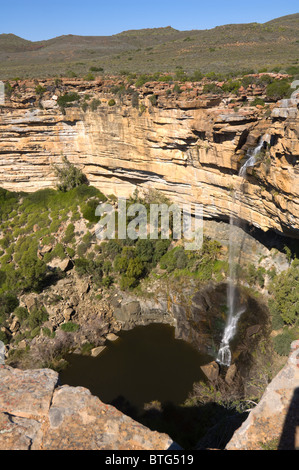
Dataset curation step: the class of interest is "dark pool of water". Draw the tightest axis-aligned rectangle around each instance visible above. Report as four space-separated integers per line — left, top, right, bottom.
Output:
60 324 212 413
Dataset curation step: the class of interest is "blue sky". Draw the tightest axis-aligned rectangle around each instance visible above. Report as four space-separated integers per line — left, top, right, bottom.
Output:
0 0 298 41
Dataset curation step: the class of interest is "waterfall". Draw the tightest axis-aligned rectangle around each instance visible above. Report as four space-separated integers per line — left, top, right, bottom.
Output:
238 138 265 178
217 306 246 367
216 137 267 367
0 341 5 365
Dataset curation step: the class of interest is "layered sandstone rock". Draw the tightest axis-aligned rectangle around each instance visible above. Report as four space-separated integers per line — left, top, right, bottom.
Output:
0 365 176 450
0 78 298 238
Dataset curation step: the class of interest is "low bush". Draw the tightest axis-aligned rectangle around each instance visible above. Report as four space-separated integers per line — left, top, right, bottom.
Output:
268 259 299 325
60 322 80 332
272 329 294 356
27 307 49 330
57 92 80 109
266 79 291 100
54 157 88 192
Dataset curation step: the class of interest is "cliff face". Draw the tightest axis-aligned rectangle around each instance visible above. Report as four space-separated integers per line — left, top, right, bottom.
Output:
0 78 298 238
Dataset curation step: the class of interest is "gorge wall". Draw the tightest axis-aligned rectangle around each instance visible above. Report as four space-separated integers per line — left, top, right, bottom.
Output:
0 77 298 239
1 77 299 451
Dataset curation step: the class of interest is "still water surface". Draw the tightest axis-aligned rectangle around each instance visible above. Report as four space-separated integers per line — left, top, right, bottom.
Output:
60 324 212 413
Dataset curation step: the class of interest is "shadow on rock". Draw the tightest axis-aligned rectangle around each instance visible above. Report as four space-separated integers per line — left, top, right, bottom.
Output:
109 396 248 450
278 387 299 450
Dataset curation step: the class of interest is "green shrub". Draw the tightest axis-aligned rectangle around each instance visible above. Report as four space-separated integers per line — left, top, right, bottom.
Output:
203 83 223 94
82 232 93 244
221 80 241 94
80 342 94 355
74 257 103 284
42 327 53 337
63 223 75 244
60 322 80 332
190 70 203 82
84 72 95 81
135 239 154 263
114 255 129 273
153 239 171 264
54 156 88 192
120 274 138 290
102 260 112 275
268 260 299 325
252 97 265 107
90 99 101 111
135 74 151 87
14 306 29 323
246 264 266 287
101 240 122 260
66 247 76 258
126 257 144 280
81 199 101 223
149 94 158 106
30 326 41 338
272 329 294 356
27 307 48 330
49 219 61 233
0 330 9 344
77 243 89 257
102 275 114 287
160 246 188 272
57 92 80 109
4 82 13 98
173 84 182 94
266 79 291 100
51 243 66 260
108 99 116 106
0 270 6 288
35 85 46 96
0 293 19 315
131 92 139 109
89 66 104 72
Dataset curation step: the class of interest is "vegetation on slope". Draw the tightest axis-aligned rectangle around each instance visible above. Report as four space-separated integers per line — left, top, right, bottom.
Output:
0 157 297 349
1 14 299 79
0 158 298 448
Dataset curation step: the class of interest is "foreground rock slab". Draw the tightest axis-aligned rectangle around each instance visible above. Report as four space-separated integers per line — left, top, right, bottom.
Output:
0 366 176 450
226 341 299 450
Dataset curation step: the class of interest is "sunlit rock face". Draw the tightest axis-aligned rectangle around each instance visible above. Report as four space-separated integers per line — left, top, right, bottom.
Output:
0 78 298 238
0 365 176 450
226 342 299 450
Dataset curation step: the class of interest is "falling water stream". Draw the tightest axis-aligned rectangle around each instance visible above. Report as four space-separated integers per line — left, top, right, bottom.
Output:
217 137 268 366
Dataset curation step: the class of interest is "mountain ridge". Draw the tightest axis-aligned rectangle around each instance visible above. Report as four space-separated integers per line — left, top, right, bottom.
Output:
0 13 299 78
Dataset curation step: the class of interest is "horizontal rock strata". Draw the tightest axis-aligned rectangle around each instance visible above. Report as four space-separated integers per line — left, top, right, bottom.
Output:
0 78 298 238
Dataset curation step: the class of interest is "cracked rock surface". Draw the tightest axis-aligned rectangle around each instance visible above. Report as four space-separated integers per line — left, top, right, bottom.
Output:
0 365 175 450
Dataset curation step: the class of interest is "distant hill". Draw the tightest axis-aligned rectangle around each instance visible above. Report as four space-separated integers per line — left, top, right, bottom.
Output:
0 34 43 53
0 13 299 79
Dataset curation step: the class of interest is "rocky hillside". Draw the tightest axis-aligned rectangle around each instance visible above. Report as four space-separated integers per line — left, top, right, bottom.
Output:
1 13 299 77
0 74 298 239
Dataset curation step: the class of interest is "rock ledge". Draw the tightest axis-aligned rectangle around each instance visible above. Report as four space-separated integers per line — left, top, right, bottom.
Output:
0 365 176 450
